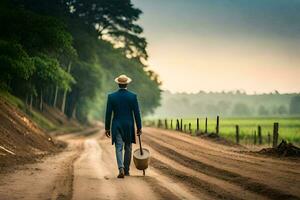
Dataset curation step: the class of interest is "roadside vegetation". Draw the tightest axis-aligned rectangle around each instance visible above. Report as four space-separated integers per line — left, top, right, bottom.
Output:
0 0 161 124
0 90 56 130
181 117 300 145
149 116 300 145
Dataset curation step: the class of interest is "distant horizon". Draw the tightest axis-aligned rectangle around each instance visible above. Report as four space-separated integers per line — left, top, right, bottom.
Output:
133 0 300 94
161 89 300 95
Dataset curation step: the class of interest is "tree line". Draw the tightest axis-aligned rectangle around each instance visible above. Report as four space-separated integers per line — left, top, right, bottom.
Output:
0 0 161 123
153 91 300 118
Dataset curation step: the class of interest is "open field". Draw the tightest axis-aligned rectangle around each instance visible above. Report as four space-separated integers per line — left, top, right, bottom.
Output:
150 117 300 145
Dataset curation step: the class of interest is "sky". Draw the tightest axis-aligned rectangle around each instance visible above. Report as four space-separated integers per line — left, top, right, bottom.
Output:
132 0 300 94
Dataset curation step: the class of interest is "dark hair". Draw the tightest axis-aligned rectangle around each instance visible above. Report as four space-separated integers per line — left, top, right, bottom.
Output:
118 84 128 89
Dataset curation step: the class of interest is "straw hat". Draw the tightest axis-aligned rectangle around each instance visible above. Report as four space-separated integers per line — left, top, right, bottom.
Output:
114 74 132 84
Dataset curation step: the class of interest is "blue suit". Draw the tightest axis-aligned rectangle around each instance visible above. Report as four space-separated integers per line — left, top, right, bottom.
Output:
105 88 142 172
105 88 142 144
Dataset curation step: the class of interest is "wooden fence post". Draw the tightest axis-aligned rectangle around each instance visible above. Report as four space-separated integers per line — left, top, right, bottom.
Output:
160 119 163 128
205 117 208 133
216 116 219 135
196 118 199 133
170 119 173 130
267 132 271 146
176 119 179 130
189 123 192 134
165 119 168 129
254 130 257 145
180 119 183 131
258 125 262 145
273 122 279 148
235 125 239 144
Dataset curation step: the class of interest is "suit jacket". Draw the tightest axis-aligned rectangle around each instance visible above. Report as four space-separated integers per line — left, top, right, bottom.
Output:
105 89 142 144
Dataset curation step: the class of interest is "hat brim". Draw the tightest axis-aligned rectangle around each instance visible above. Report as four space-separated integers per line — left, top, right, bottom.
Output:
114 77 132 84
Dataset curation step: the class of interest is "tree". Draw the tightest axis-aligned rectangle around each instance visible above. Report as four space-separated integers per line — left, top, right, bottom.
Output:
32 54 74 110
1 0 161 123
0 4 77 110
277 105 288 115
232 103 251 116
14 0 148 60
217 101 231 115
206 104 220 116
289 96 300 115
0 40 35 89
65 60 103 121
67 0 148 60
258 105 269 116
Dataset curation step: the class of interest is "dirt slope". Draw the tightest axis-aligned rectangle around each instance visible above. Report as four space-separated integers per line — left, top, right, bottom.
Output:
0 98 60 168
42 104 79 127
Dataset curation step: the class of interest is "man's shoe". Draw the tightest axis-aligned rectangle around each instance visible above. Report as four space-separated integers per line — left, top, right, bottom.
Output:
125 171 130 176
117 168 125 178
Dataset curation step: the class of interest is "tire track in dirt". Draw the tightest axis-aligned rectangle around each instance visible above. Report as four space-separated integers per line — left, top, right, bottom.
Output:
73 135 183 200
143 132 300 200
2 126 298 200
147 130 300 187
51 140 84 200
143 144 268 200
145 127 299 169
139 176 182 200
0 140 83 200
150 157 242 200
97 135 200 200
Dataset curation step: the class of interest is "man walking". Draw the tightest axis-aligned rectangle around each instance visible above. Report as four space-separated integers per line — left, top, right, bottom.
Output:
105 74 142 178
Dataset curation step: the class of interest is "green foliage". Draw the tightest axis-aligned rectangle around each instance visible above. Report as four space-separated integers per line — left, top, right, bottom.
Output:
157 117 300 145
154 91 298 118
232 103 251 116
289 96 300 115
0 5 76 99
68 0 148 60
0 90 26 110
0 0 161 124
0 90 56 130
33 54 75 90
30 110 56 130
0 40 34 86
65 24 160 122
0 7 76 59
258 105 269 116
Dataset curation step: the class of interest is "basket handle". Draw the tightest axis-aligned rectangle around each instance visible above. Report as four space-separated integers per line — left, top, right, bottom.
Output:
138 134 143 155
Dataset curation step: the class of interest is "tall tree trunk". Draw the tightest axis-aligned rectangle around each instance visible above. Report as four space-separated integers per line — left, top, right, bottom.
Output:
61 61 72 114
39 89 43 111
30 94 33 110
53 85 58 108
25 94 28 106
72 104 77 119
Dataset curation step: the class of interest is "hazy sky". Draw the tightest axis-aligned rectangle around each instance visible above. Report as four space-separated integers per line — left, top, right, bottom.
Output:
132 0 300 94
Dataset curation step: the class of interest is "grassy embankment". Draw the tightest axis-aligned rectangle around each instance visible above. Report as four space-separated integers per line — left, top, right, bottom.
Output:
0 90 82 133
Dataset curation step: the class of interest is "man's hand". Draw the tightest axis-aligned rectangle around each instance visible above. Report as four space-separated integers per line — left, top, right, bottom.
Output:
137 129 142 136
105 130 111 138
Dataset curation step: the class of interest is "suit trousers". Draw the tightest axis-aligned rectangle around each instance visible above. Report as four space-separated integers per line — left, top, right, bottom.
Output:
115 132 132 173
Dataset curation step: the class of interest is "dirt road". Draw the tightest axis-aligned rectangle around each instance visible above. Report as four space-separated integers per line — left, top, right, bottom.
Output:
0 127 299 200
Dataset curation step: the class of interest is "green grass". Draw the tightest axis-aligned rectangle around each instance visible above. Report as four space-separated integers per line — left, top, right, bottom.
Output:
154 117 300 145
29 110 56 130
0 90 56 131
0 90 26 110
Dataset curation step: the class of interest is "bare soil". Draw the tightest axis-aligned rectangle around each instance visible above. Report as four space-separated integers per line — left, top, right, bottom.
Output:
0 98 63 169
0 126 299 200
